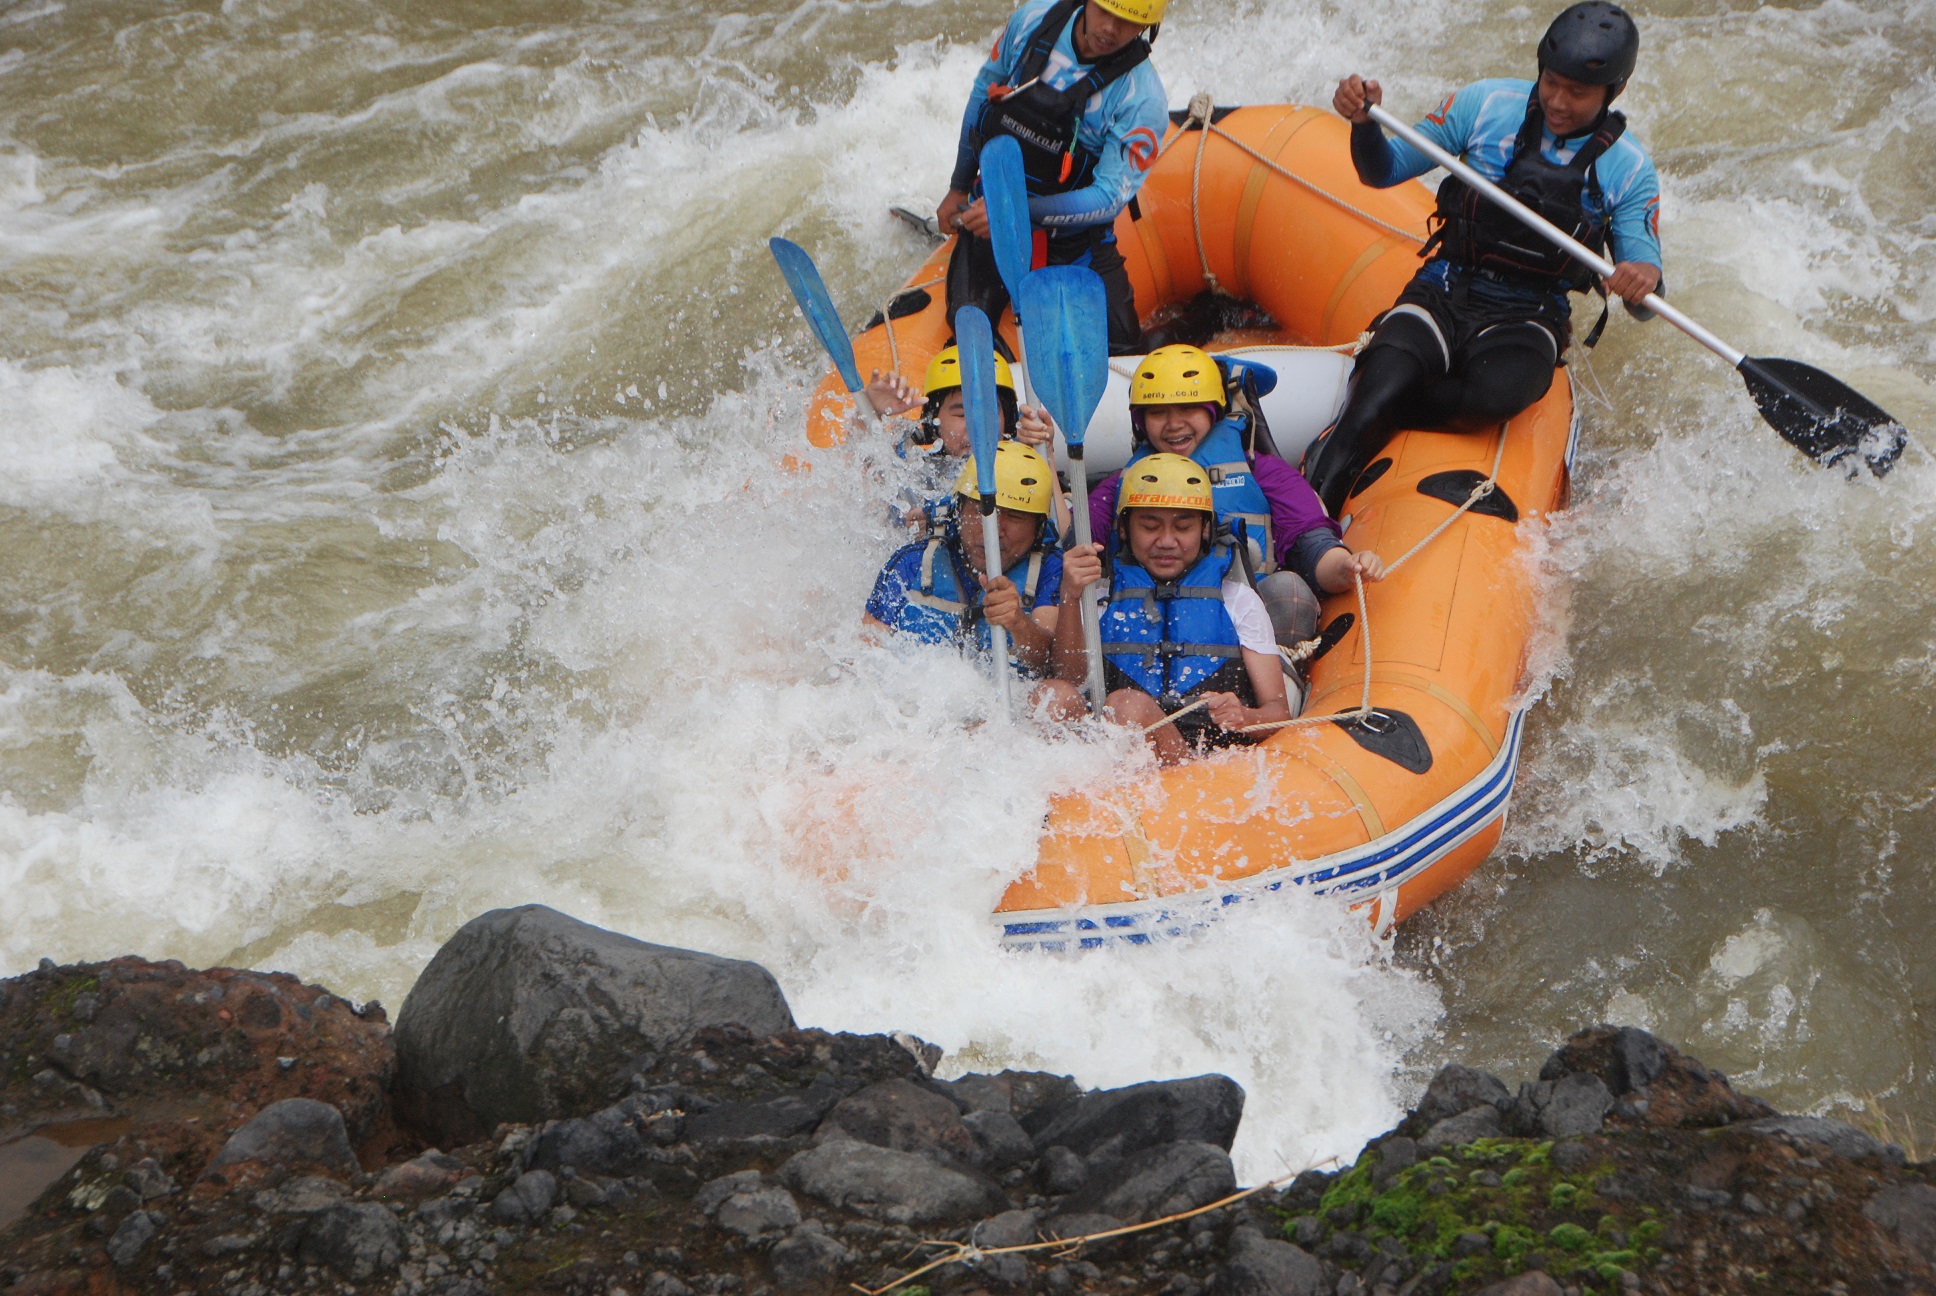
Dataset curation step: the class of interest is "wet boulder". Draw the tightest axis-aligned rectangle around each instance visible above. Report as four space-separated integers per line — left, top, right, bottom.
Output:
1024 1074 1244 1160
1414 1063 1512 1126
205 1098 359 1179
295 1202 406 1280
392 905 795 1144
815 1078 979 1164
1077 1141 1235 1223
779 1140 1005 1225
1209 1230 1326 1296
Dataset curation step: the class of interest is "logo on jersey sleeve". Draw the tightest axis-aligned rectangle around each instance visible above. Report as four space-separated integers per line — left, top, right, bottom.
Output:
1426 92 1456 125
1646 195 1660 239
1125 126 1160 171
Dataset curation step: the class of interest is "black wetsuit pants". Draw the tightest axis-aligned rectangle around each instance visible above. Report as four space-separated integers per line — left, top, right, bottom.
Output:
946 229 1142 357
1303 266 1569 516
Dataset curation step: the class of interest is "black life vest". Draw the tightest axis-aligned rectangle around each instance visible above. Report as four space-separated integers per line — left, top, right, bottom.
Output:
975 0 1150 203
1423 91 1627 293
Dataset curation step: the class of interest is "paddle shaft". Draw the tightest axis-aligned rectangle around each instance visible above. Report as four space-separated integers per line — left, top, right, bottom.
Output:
1367 105 1746 368
1063 447 1107 715
979 497 1014 714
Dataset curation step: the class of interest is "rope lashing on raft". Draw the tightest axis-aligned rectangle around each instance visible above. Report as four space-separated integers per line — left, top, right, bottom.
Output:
1132 421 1509 736
1165 90 1427 302
1234 420 1510 735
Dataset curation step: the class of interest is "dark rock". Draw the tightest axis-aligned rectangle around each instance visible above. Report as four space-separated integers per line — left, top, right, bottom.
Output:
1864 1183 1936 1263
526 1096 668 1176
392 905 795 1144
687 1081 843 1145
295 1202 406 1280
697 1171 764 1216
1415 1064 1512 1126
716 1185 802 1239
1743 1116 1885 1161
779 1140 1006 1225
1470 1274 1561 1296
973 1209 1041 1249
0 957 391 1135
1288 1215 1322 1248
252 1175 349 1215
930 1073 1013 1114
1208 1231 1326 1296
1549 1140 1597 1173
1079 1141 1235 1223
490 1169 559 1224
125 1157 177 1200
1538 1025 1774 1130
106 1211 159 1268
374 1150 467 1198
206 1098 359 1177
770 1229 849 1290
643 1275 697 1296
201 1233 257 1258
1025 1075 1244 1159
1510 1073 1612 1139
815 1078 978 1163
1040 1211 1125 1257
1040 1144 1087 1195
963 1109 1035 1169
1370 1136 1416 1188
1451 1231 1490 1257
1539 1025 1666 1096
1419 1104 1502 1152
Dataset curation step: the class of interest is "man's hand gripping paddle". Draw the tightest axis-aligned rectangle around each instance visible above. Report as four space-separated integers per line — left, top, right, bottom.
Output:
767 237 878 433
956 305 1014 715
979 135 1036 407
1366 105 1907 475
1018 266 1110 715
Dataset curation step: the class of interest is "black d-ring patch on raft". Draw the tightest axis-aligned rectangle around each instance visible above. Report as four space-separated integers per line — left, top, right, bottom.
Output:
861 288 934 330
1302 612 1354 666
1331 707 1433 775
1417 470 1519 523
1349 457 1393 499
1168 105 1239 128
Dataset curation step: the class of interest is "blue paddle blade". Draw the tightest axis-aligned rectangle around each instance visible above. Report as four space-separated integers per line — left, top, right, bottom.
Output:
979 136 1033 303
955 306 1003 497
768 237 862 393
1016 266 1109 448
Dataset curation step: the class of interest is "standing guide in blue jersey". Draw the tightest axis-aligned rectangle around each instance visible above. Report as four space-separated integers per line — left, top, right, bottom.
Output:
936 0 1170 355
1304 1 1665 515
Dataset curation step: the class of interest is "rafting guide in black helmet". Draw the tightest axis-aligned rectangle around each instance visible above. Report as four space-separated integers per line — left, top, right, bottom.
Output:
1303 2 1663 517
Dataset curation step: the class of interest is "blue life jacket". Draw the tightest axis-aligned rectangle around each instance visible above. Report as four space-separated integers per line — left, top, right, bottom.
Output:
1099 539 1252 706
895 534 1049 662
1126 413 1275 576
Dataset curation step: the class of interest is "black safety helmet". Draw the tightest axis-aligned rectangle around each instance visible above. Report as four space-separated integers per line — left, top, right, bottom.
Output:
1538 2 1640 97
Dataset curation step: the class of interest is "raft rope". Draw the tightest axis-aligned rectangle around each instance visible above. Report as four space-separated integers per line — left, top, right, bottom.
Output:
1233 420 1510 735
1136 420 1506 738
1166 91 1427 301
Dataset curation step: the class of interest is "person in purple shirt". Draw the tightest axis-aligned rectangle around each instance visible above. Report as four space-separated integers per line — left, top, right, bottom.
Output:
1020 344 1385 654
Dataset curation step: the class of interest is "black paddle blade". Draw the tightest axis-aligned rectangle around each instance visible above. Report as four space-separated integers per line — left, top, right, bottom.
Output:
1739 356 1907 476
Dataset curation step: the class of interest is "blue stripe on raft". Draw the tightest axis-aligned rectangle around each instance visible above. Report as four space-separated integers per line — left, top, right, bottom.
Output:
996 709 1527 950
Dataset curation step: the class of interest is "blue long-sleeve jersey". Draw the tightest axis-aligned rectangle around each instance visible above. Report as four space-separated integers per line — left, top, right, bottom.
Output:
949 0 1169 233
1354 78 1662 269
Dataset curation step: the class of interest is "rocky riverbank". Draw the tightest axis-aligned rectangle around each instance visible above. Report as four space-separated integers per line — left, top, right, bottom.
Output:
3 905 1932 1296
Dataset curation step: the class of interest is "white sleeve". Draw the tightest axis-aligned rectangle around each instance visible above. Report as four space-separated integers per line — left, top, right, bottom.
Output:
1221 580 1277 655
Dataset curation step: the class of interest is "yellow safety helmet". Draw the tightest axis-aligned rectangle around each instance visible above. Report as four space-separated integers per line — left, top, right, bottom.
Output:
1093 0 1165 26
925 345 1015 397
1128 344 1225 408
1117 452 1214 514
953 441 1055 516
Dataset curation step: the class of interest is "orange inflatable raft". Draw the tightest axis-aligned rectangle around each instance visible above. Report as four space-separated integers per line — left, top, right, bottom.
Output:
805 105 1576 948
